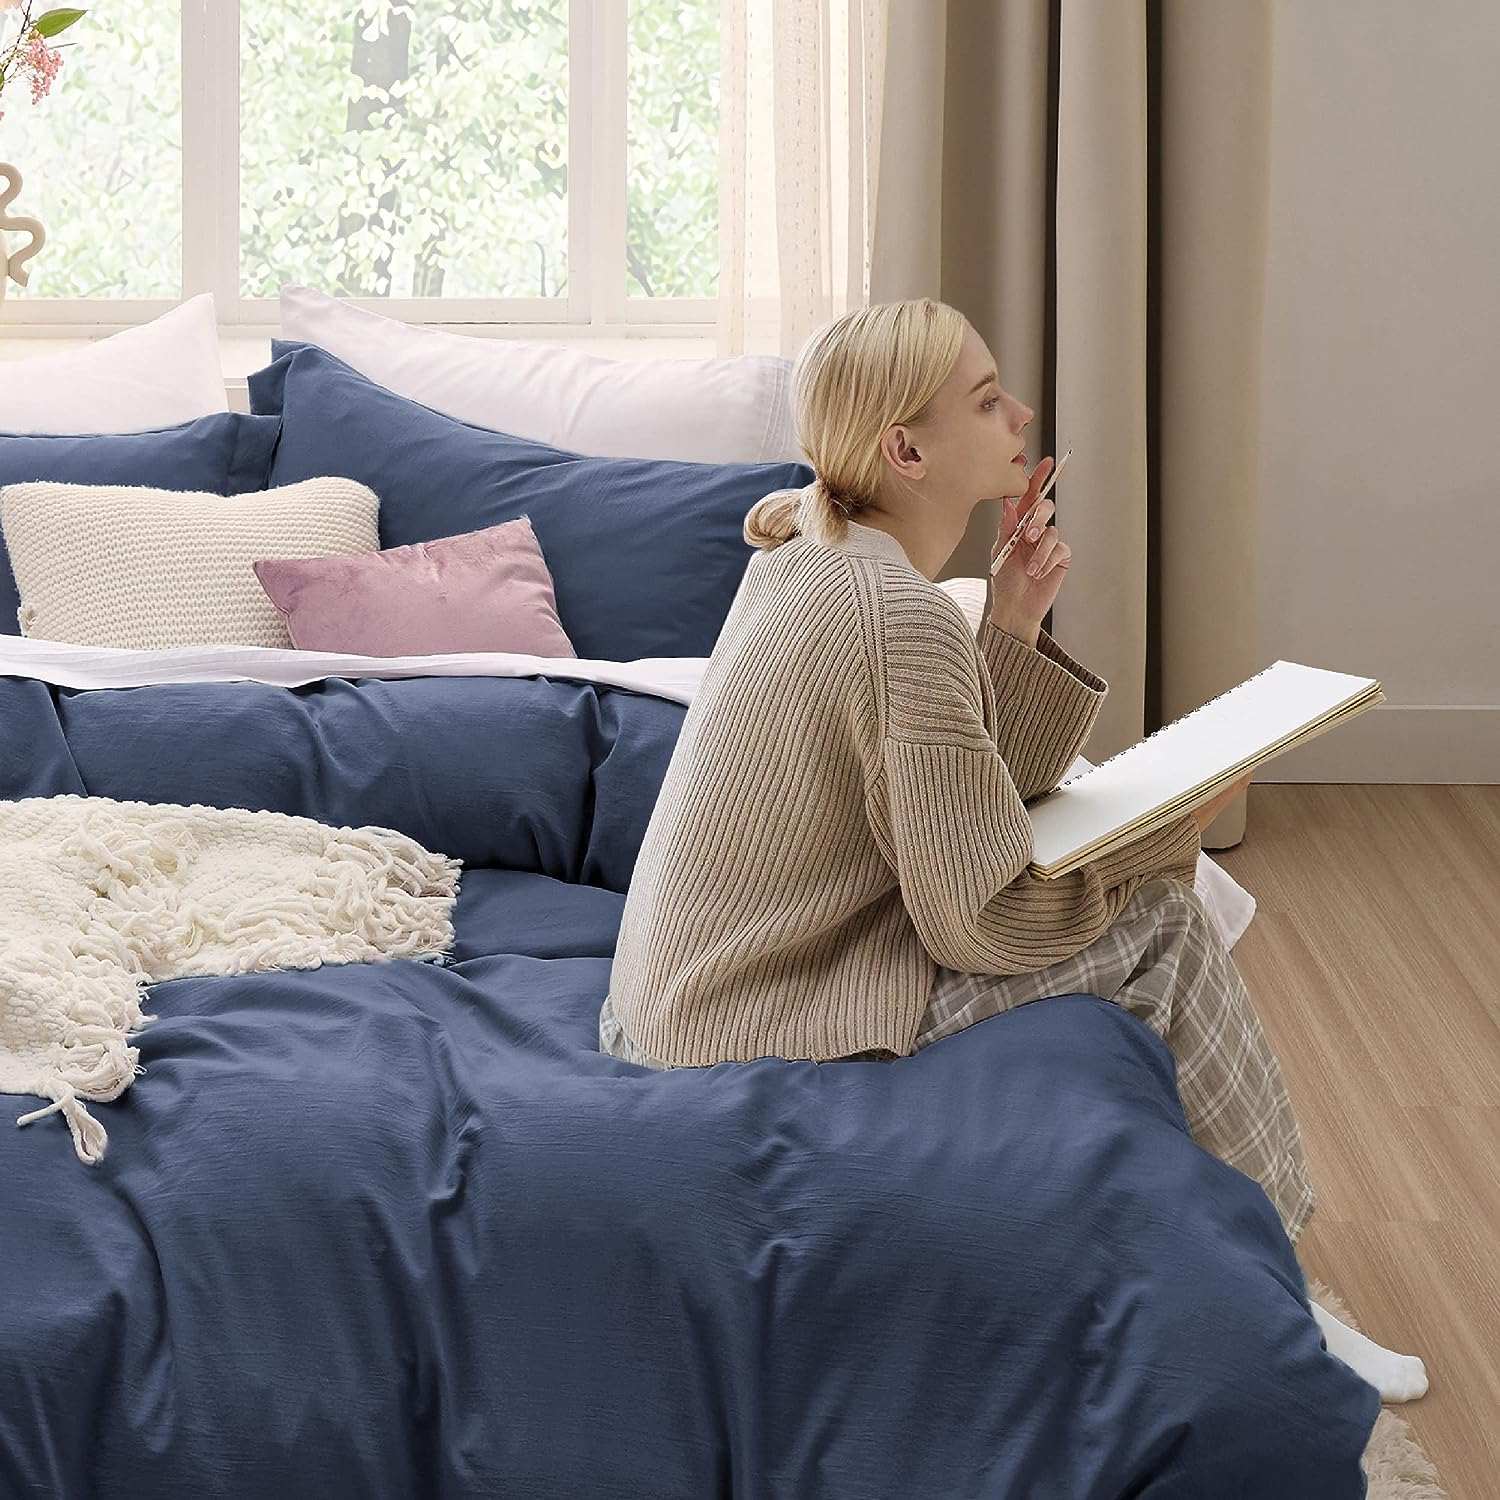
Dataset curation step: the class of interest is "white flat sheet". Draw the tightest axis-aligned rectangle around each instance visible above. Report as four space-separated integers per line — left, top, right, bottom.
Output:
0 636 710 708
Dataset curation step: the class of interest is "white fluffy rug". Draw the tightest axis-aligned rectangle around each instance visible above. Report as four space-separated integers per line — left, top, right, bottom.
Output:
0 795 461 1165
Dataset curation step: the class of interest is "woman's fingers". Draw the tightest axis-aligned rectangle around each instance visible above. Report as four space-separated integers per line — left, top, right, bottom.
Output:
1023 495 1054 540
993 497 1019 556
1049 541 1071 577
1000 498 1057 573
1026 533 1055 576
1028 456 1055 498
995 492 1054 548
1027 531 1069 577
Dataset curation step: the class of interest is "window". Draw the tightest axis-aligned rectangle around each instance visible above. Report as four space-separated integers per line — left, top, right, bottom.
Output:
1 0 721 333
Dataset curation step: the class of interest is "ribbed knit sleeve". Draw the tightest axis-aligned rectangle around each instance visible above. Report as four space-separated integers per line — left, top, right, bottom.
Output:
866 583 1202 976
976 617 1107 801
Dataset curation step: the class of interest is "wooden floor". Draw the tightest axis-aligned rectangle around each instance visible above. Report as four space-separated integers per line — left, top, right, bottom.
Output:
1211 784 1500 1498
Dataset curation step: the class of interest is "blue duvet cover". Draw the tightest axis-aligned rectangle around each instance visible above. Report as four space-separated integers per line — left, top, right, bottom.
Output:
0 668 1380 1498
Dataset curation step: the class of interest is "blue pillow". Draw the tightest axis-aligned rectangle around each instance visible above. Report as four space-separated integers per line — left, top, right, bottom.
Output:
0 413 281 637
248 340 813 660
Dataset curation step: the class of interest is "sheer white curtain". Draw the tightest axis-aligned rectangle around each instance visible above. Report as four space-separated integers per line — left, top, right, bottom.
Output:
716 0 889 358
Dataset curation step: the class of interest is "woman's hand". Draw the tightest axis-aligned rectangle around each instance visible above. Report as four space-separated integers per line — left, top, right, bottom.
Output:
987 455 1072 636
1188 770 1254 834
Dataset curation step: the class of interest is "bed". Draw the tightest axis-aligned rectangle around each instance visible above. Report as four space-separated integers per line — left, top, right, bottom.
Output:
0 310 1383 1496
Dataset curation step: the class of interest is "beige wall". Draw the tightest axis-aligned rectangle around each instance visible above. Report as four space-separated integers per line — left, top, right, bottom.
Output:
1259 0 1498 782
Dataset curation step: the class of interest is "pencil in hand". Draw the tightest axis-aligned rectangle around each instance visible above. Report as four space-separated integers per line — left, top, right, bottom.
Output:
990 446 1073 577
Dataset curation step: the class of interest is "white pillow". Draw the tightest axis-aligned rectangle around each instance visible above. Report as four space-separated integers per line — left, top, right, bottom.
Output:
0 294 227 436
0 476 379 650
277 284 801 464
935 575 1257 950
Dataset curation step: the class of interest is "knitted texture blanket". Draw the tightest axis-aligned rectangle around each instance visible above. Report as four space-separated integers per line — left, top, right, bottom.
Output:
0 795 461 1165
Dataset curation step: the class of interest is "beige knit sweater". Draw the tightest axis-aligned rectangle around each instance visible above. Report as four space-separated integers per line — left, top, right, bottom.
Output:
604 516 1202 1067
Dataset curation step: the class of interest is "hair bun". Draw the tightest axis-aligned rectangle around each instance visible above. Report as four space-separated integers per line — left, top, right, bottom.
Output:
743 486 807 550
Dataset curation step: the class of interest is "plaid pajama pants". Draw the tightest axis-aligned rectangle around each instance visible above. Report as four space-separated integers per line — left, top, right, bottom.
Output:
598 875 1316 1247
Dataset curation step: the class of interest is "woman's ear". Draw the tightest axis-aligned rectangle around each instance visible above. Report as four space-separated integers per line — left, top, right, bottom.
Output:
883 423 924 477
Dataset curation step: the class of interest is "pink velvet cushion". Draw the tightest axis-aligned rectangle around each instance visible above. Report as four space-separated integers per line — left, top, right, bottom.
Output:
252 516 577 658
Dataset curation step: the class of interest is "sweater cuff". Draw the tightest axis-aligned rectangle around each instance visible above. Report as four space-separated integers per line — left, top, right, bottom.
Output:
1032 626 1108 693
1083 811 1202 891
978 617 1107 800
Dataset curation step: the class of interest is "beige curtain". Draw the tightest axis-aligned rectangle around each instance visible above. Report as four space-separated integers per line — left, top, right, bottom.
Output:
716 0 889 359
869 0 1275 850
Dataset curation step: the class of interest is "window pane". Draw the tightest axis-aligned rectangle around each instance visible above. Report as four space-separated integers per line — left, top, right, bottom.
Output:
627 0 718 299
0 6 181 298
240 1 568 300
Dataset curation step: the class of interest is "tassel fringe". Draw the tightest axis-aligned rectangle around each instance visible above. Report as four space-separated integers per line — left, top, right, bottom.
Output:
3 796 460 1165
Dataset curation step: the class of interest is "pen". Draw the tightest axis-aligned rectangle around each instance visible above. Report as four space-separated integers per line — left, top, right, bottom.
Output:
989 446 1073 578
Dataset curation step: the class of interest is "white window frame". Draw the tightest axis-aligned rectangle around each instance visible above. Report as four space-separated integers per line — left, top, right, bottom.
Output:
6 0 717 340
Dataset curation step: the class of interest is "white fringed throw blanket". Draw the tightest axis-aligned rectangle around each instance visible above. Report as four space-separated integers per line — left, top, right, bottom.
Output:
0 795 462 1165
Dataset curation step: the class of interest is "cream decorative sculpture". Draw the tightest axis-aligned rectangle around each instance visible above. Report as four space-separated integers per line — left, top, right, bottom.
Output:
0 161 46 304
0 0 88 306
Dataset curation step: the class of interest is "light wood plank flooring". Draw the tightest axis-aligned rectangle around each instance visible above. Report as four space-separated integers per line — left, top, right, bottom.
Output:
1212 784 1500 1498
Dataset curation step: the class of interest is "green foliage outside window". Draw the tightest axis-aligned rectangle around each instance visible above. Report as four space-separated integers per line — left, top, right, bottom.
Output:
1 0 719 304
626 0 718 300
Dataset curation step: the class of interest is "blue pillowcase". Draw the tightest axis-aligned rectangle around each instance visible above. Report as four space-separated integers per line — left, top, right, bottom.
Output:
0 413 281 636
248 340 813 661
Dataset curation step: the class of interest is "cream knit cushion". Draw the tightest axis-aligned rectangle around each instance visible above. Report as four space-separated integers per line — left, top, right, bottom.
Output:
0 476 380 649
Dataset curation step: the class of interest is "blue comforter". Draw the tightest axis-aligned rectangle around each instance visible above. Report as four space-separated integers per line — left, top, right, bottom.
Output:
0 670 1380 1498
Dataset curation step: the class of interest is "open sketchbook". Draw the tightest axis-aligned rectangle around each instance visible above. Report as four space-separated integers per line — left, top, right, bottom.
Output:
1024 660 1384 881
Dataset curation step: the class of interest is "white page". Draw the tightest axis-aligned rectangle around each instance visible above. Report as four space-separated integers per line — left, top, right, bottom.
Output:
1026 659 1381 871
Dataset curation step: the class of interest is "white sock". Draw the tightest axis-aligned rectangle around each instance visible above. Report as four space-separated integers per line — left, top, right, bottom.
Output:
1310 1299 1429 1403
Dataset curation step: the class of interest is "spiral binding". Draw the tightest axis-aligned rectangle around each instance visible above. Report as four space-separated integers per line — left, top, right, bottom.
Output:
1059 662 1281 787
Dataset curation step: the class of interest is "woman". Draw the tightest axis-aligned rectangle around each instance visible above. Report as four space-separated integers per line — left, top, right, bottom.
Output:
598 297 1426 1403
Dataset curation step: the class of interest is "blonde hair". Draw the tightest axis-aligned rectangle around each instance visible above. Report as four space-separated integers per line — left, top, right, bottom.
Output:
743 297 969 551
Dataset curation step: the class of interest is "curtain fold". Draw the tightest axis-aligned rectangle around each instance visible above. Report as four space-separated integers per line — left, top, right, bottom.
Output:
865 0 1274 849
1153 0 1274 848
716 0 888 359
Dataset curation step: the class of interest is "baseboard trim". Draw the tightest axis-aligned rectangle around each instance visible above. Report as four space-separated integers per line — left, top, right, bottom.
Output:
1260 704 1499 783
